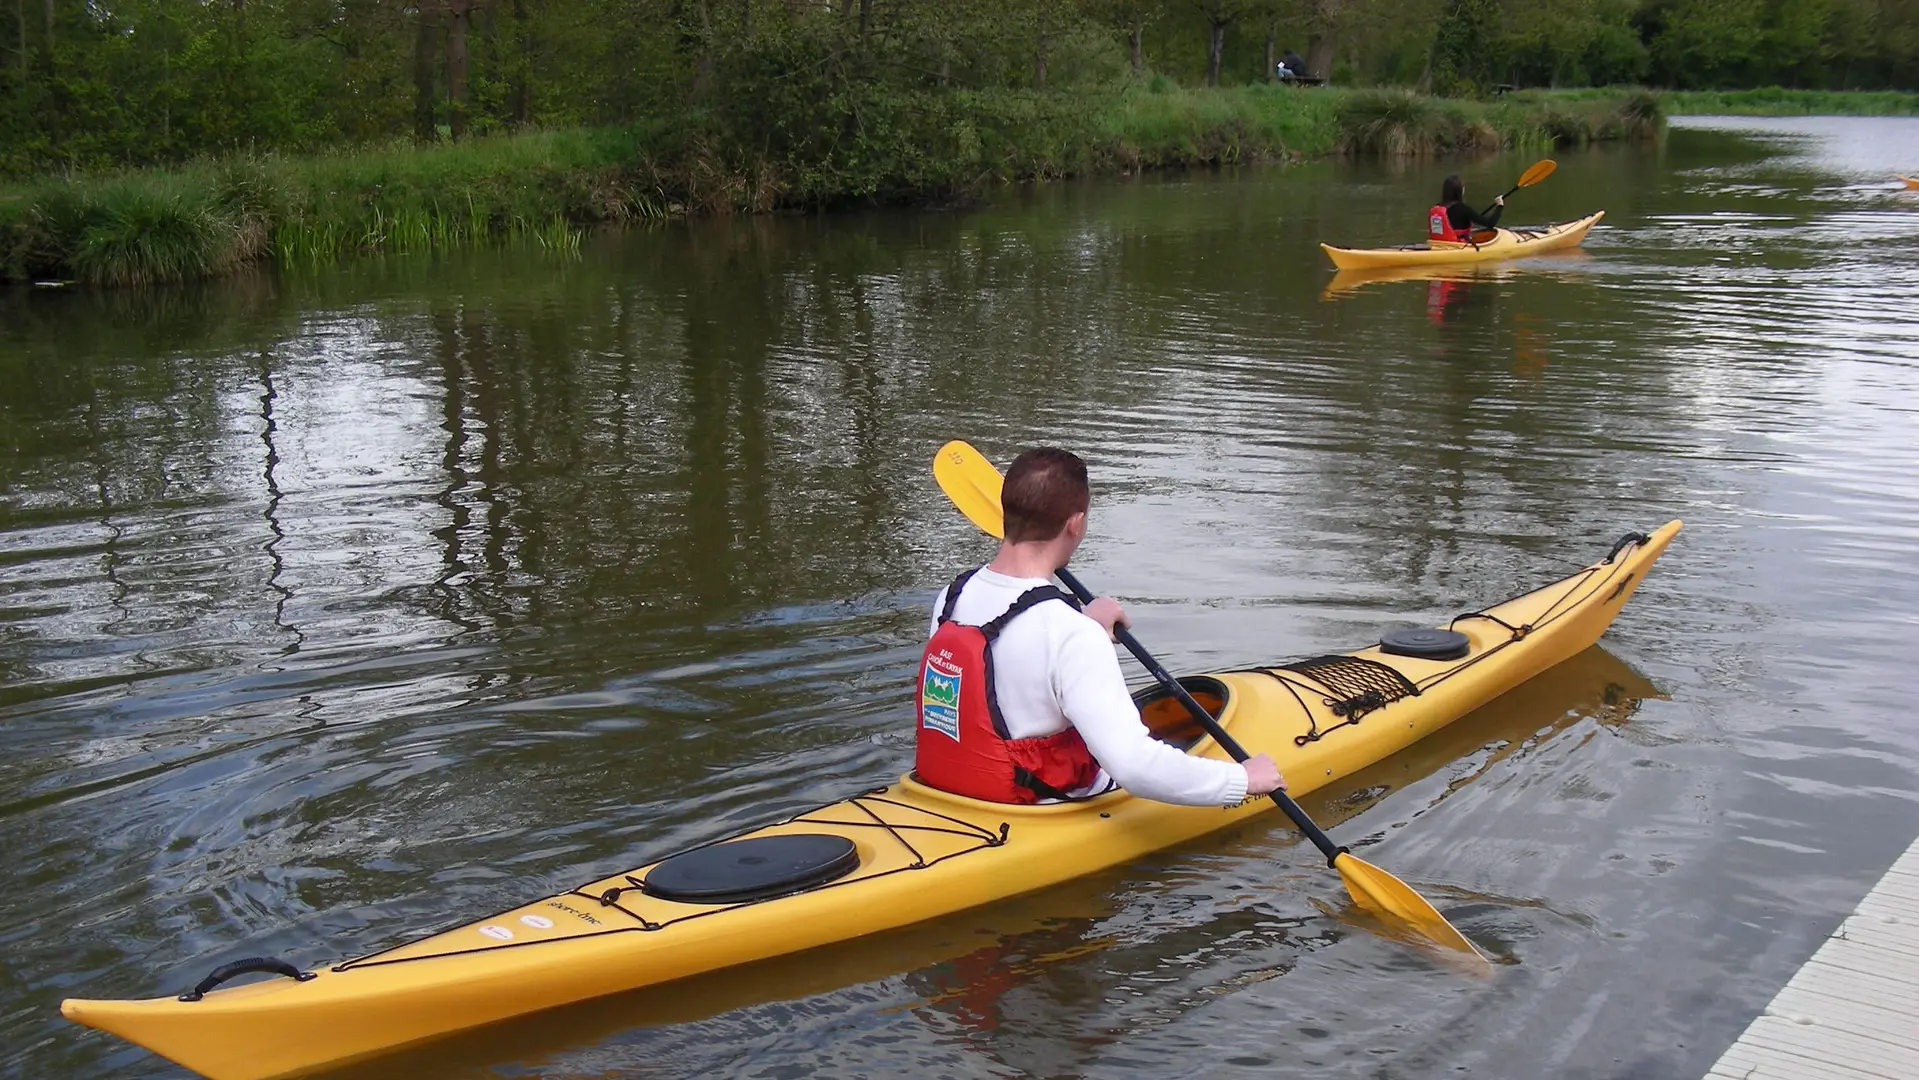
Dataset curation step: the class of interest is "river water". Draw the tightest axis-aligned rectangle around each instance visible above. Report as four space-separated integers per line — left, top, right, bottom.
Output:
2 116 1916 1080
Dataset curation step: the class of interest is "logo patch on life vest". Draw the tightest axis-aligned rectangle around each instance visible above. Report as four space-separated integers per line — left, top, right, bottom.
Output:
920 656 962 741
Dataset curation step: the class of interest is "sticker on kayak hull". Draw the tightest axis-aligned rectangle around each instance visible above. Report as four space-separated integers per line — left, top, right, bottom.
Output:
478 925 513 941
520 914 555 930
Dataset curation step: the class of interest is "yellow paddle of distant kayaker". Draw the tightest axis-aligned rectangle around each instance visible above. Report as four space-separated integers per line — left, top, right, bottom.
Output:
932 440 1486 962
1463 160 1558 241
1492 158 1557 206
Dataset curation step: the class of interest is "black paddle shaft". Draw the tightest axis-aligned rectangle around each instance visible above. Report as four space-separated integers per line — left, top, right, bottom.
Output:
1053 566 1348 868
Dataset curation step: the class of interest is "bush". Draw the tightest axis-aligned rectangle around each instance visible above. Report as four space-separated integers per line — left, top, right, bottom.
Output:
1337 89 1491 156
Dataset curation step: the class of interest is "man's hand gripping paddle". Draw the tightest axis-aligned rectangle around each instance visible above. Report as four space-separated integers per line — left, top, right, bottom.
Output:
932 440 1486 962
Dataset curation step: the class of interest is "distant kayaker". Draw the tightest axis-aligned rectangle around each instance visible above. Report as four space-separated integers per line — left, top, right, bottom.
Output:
1430 173 1504 243
916 447 1286 807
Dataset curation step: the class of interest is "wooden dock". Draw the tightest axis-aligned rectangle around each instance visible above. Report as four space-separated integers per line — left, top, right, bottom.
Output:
1704 838 1919 1080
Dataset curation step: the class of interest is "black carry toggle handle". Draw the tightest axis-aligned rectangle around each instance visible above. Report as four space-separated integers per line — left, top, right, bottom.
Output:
1604 532 1652 564
179 957 317 1002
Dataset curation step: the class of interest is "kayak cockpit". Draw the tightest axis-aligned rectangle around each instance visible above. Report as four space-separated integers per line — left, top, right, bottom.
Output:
1134 675 1232 749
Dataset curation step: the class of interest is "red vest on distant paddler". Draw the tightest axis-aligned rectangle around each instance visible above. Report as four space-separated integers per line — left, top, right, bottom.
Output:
1429 203 1469 243
915 568 1101 804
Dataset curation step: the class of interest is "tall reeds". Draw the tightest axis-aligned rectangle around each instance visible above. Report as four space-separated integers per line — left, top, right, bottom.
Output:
1333 88 1665 157
4 129 640 285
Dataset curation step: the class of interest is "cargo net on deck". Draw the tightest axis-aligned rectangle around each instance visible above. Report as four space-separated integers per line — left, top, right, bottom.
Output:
1241 656 1421 746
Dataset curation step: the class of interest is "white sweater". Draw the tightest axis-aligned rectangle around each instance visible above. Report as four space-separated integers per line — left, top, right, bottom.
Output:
928 568 1249 807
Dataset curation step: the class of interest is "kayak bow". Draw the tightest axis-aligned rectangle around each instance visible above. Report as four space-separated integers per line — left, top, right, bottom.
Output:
63 521 1680 1080
1321 210 1605 271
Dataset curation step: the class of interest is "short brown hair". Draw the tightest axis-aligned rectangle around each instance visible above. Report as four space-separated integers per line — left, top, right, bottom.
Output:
1003 447 1089 543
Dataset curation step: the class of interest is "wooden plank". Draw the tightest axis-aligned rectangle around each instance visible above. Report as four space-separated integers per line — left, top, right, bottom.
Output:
1804 948 1919 997
1768 984 1916 1050
1736 1016 1919 1079
1782 961 1919 1014
1855 891 1915 921
1710 1046 1873 1080
1808 933 1919 981
1840 909 1919 942
1890 845 1919 876
1713 1037 1896 1080
1832 915 1919 959
1870 873 1919 904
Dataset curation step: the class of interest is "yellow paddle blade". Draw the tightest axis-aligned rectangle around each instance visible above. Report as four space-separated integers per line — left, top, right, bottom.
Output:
1335 851 1487 961
933 440 1007 539
1517 159 1557 187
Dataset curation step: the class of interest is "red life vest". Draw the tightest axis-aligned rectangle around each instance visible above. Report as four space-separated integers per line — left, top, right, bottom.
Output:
915 568 1102 804
1429 203 1469 243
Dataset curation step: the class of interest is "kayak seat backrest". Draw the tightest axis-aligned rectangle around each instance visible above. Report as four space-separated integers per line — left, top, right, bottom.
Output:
1134 676 1229 749
641 834 860 905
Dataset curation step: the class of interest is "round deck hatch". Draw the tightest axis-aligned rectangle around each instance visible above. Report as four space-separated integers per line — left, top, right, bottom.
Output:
1379 628 1471 661
641 834 860 905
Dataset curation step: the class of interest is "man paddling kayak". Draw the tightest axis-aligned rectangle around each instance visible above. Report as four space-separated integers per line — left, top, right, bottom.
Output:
917 447 1285 806
1430 173 1505 243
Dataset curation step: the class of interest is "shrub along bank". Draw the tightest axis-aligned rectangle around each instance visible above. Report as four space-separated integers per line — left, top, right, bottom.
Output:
3 86 1667 288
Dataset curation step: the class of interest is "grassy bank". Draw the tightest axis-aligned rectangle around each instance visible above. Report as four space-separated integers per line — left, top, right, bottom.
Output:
2 86 1665 288
1666 88 1919 116
1532 86 1919 116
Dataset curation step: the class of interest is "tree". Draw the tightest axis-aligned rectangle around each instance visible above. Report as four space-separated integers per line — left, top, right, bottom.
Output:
414 4 440 140
1429 0 1499 94
444 0 478 139
1196 0 1250 86
1302 0 1342 80
1092 0 1163 73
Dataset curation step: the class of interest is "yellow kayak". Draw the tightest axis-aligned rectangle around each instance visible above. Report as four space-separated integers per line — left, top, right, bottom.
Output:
63 521 1680 1080
334 644 1666 1079
1320 247 1595 299
1321 210 1605 270
1901 175 1919 189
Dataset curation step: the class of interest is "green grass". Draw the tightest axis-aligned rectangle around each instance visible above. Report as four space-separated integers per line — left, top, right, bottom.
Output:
1 129 649 284
1665 87 1919 116
1093 84 1662 165
1520 86 1919 117
1095 83 1346 167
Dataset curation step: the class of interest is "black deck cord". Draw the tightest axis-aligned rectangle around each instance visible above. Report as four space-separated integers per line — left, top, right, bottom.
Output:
179 957 315 1002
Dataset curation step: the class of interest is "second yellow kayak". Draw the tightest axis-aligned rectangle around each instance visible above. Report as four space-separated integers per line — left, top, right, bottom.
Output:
1900 175 1919 189
1321 210 1605 270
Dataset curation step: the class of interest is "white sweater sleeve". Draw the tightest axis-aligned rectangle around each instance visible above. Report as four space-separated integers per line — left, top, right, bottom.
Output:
1052 618 1249 807
927 586 948 639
